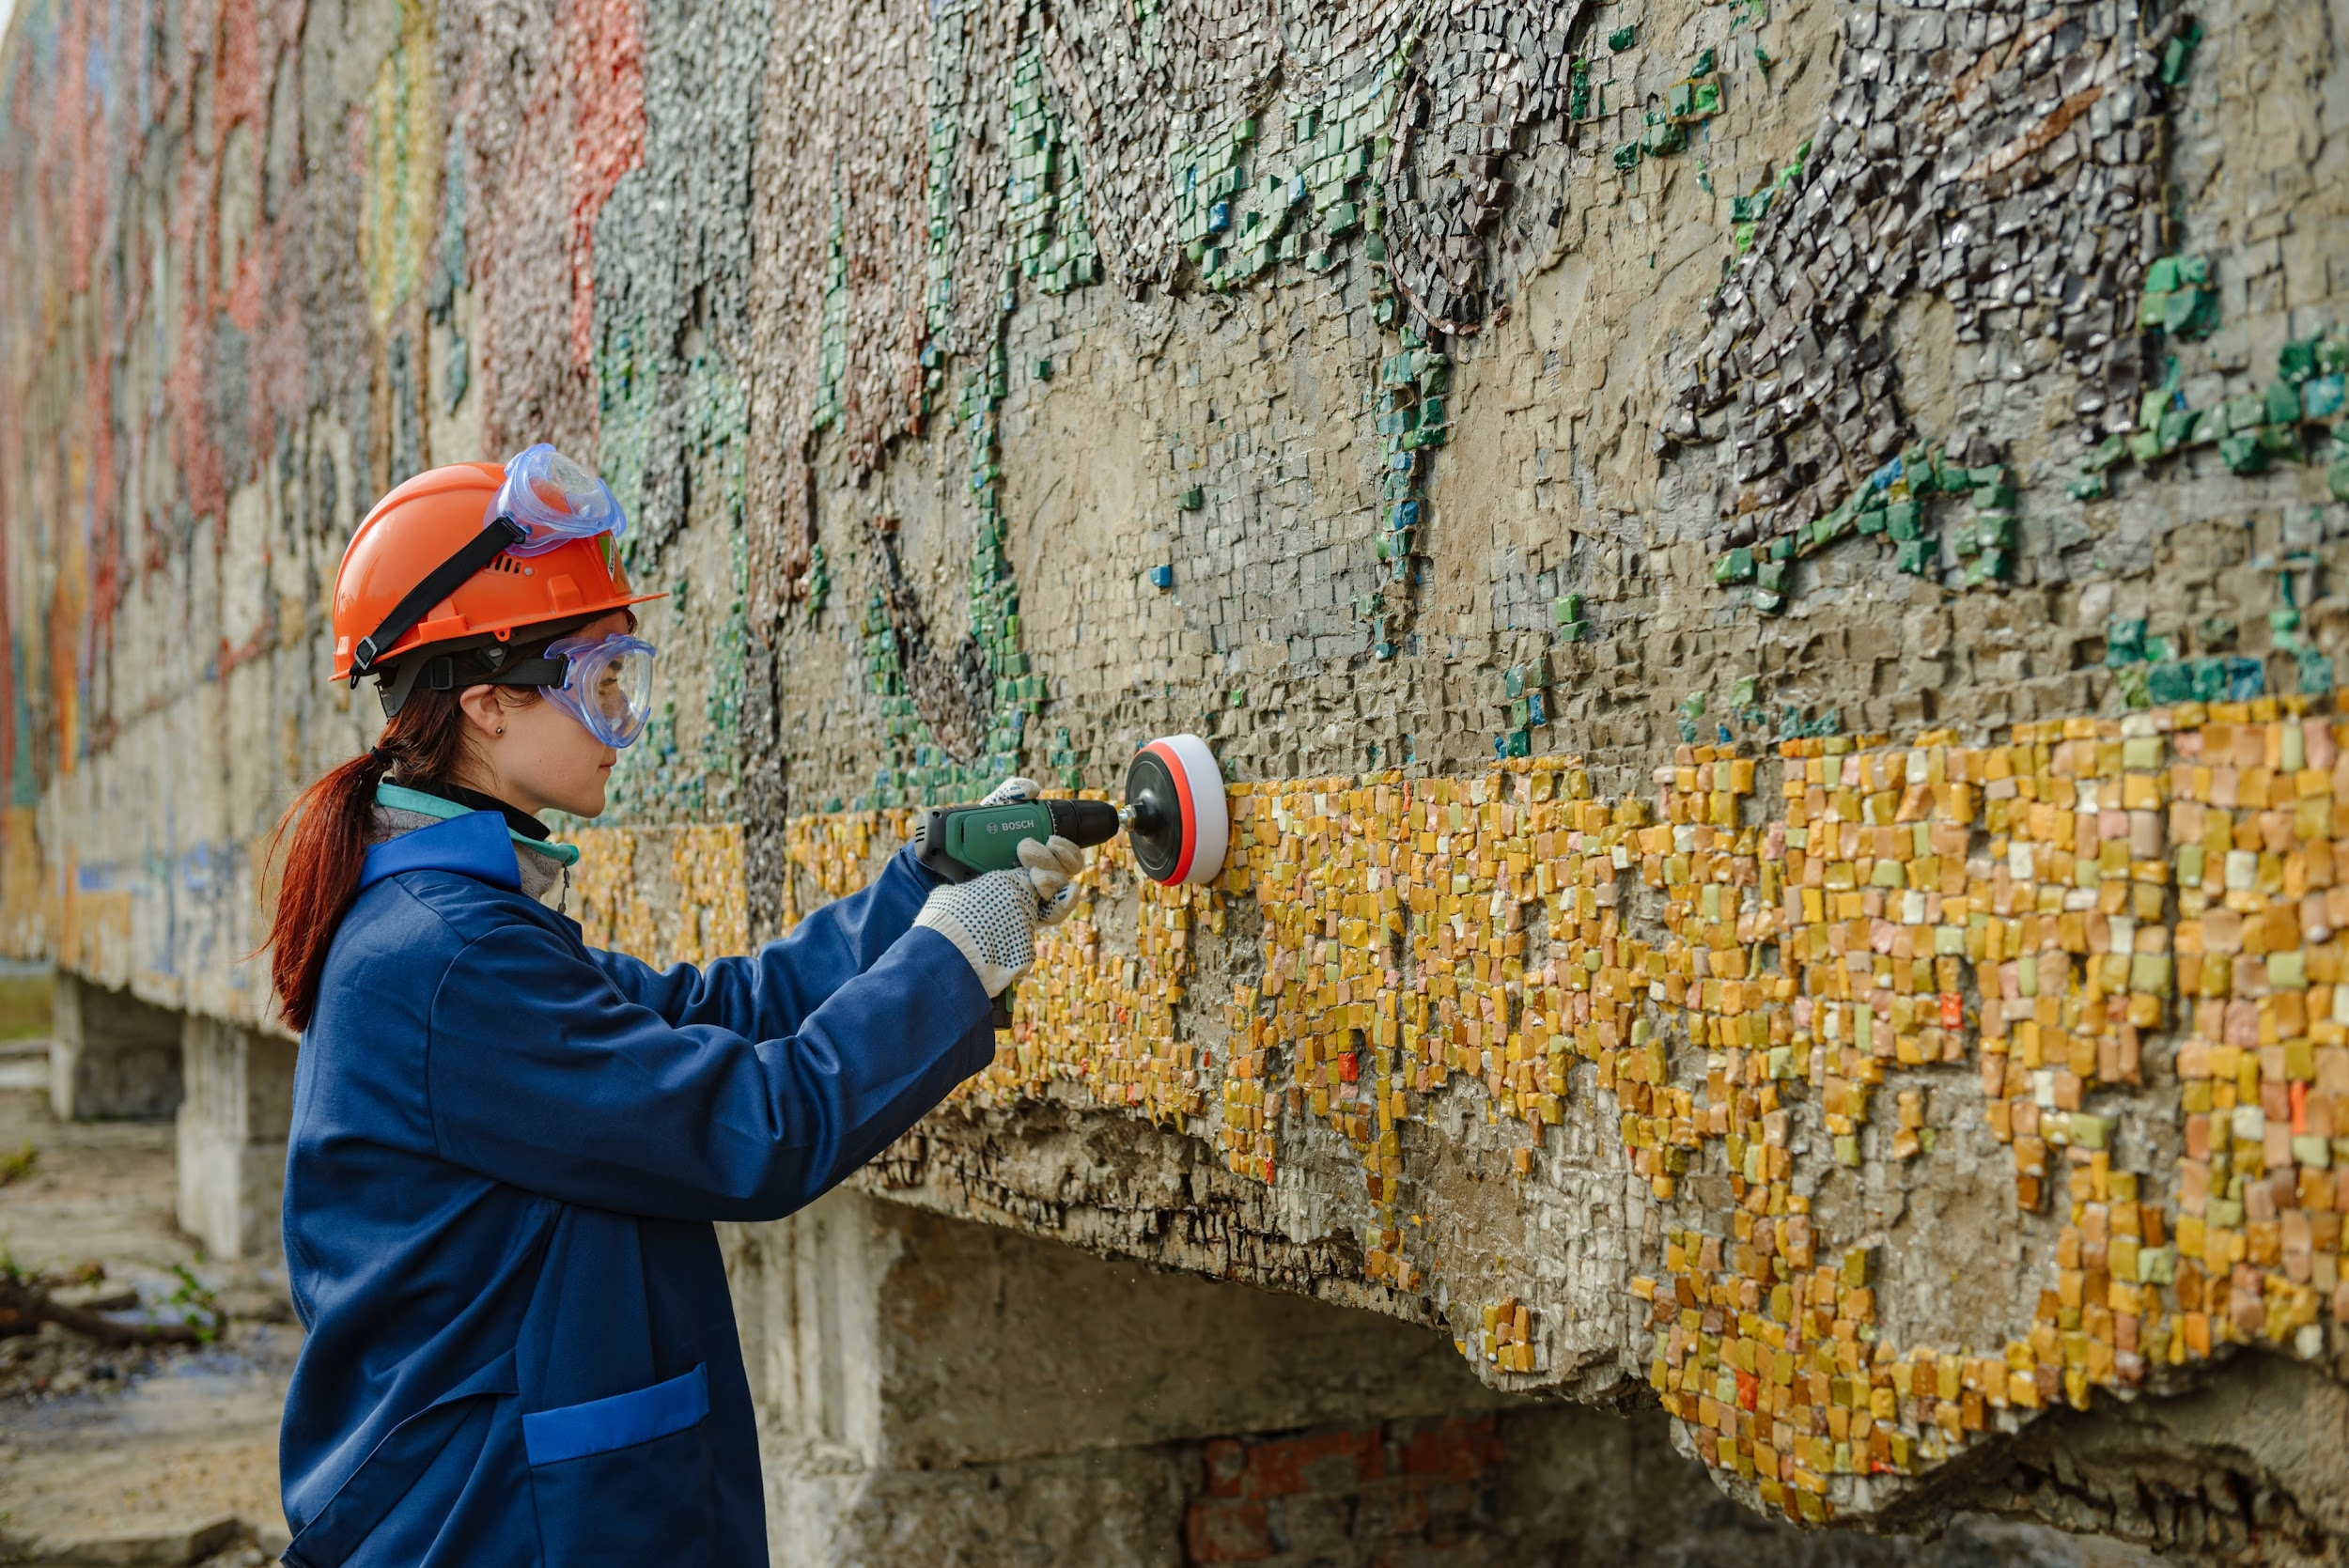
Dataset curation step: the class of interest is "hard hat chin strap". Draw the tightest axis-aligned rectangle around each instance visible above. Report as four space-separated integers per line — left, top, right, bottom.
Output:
350 515 529 684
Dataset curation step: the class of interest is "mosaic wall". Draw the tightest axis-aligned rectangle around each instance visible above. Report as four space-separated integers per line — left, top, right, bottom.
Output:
574 695 2349 1544
7 0 2349 1546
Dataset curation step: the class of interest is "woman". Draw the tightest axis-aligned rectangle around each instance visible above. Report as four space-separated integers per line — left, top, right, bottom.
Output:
266 449 1081 1567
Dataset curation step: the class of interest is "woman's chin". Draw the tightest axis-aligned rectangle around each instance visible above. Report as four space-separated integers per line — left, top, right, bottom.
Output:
560 785 610 821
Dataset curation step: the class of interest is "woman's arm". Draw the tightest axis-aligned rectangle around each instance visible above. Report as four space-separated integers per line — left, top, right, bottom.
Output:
582 845 941 1039
422 910 993 1221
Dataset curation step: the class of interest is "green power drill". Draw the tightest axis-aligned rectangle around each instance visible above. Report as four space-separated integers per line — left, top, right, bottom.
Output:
910 797 1123 883
909 736 1235 1021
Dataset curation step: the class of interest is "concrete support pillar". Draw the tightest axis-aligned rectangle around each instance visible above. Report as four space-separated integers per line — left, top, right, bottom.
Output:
176 1016 298 1261
49 971 184 1123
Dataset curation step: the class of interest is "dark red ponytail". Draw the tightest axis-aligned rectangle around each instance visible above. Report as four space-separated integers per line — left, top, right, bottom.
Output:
262 687 481 1031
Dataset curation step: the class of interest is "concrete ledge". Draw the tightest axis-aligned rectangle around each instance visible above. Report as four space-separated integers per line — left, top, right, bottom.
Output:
49 975 181 1125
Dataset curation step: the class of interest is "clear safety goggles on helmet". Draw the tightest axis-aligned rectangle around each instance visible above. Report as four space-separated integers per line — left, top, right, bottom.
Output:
490 444 630 558
540 632 659 749
350 444 633 686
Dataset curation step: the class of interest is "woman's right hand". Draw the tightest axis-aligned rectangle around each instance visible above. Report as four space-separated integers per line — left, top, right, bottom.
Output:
912 835 1083 996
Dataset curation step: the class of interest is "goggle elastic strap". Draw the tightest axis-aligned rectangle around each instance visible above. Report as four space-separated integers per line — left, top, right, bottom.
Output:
377 644 569 720
350 515 528 684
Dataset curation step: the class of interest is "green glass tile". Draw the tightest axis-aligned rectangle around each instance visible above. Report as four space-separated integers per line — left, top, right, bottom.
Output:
2258 422 2303 456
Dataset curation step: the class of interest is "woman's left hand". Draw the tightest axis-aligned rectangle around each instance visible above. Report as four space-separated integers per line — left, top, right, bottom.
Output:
980 777 1042 806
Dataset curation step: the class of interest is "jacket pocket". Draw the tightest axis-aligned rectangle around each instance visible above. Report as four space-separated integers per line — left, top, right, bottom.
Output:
524 1364 714 1565
283 1352 519 1568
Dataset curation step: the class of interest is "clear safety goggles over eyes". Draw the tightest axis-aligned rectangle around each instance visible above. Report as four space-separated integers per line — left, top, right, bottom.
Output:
491 444 630 558
542 633 659 749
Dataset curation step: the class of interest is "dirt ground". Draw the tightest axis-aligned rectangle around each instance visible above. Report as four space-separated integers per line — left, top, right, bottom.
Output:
0 1069 294 1566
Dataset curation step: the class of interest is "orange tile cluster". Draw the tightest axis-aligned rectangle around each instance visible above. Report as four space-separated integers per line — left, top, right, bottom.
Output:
1574 744 1787 1203
1638 695 2349 1525
1230 762 1616 1308
568 827 655 957
1218 974 1279 1183
972 796 1222 1123
568 825 749 970
1933 722 2164 1209
671 826 750 965
1237 776 1408 1181
1618 742 1937 1521
781 808 919 917
1457 1296 1540 1374
2143 704 2349 1351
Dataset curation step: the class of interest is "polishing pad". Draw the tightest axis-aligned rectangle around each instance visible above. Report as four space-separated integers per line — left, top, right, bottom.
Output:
1123 734 1229 886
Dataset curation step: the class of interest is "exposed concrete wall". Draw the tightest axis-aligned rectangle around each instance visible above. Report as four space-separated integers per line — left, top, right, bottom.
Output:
49 973 183 1124
9 0 2349 1553
177 1016 298 1261
727 1188 2165 1567
726 1188 1513 1561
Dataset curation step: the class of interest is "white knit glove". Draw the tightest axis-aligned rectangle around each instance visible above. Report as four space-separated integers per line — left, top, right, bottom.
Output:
915 835 1083 997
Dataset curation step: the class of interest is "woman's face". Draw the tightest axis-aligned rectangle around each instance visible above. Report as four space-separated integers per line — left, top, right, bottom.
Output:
456 610 634 818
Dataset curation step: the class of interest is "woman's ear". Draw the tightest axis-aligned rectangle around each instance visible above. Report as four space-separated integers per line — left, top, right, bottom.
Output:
456 684 509 739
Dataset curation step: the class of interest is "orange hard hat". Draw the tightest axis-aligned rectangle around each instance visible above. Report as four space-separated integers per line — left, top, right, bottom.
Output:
330 459 663 684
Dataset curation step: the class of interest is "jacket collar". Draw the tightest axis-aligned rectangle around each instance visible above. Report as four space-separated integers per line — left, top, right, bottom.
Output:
357 811 525 894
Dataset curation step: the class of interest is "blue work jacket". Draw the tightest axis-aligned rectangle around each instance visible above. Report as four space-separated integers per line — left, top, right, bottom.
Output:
277 810 992 1567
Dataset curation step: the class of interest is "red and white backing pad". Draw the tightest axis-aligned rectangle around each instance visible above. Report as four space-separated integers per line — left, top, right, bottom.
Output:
1122 733 1230 886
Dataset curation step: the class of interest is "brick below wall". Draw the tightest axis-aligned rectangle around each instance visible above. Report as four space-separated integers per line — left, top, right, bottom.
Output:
1185 1416 1504 1566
